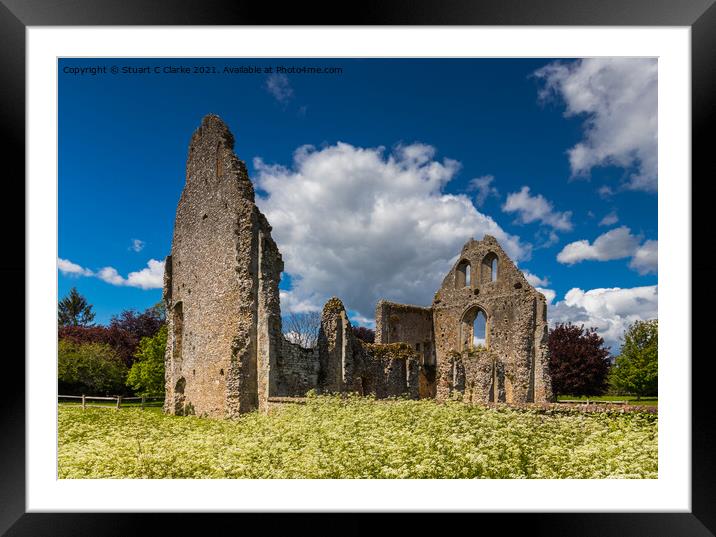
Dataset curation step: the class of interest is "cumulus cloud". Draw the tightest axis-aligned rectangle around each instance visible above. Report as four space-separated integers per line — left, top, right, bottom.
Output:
467 175 499 207
97 266 125 286
254 142 529 319
59 257 164 290
124 259 165 289
534 58 657 192
556 226 657 274
537 287 556 306
522 270 549 287
58 258 93 277
130 239 145 252
502 186 573 231
557 226 639 263
629 240 658 275
279 290 322 314
265 73 294 104
598 211 619 227
549 285 658 350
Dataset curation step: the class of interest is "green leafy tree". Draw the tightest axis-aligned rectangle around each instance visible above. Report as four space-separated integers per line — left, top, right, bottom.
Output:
609 319 658 399
58 340 128 395
58 287 96 327
126 325 167 396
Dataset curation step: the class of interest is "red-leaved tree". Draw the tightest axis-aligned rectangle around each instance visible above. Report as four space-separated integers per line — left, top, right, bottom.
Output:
352 326 375 343
58 303 165 367
548 322 612 396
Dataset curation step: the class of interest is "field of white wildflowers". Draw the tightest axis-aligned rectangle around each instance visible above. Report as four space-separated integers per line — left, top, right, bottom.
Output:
58 395 657 479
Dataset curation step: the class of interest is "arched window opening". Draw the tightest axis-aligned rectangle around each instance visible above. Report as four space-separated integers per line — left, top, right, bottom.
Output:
482 252 499 284
473 311 487 349
455 259 471 289
460 306 489 351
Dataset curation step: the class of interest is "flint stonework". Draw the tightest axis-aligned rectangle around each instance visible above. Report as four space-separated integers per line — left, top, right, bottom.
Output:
164 115 554 418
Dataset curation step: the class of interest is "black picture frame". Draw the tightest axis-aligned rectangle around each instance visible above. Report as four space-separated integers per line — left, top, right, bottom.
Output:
3 1 712 535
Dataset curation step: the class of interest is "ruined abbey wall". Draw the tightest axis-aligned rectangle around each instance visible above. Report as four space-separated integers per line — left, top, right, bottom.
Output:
378 236 553 404
430 236 553 403
163 115 284 417
164 115 553 419
274 339 319 397
375 301 435 364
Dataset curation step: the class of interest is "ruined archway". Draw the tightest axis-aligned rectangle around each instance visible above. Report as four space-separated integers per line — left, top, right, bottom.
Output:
455 259 471 289
481 252 499 283
460 305 489 351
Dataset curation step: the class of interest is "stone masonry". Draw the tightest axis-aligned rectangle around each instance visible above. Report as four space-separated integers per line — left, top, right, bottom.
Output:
164 115 553 418
374 236 553 404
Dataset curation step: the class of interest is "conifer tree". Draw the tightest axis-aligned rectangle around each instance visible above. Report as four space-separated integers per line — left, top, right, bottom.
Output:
58 287 96 327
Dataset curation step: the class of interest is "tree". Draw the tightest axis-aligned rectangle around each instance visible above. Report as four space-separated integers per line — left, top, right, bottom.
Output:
58 287 95 327
58 340 128 395
609 319 658 399
352 325 375 343
283 311 321 348
58 303 166 367
149 301 167 322
548 322 612 396
126 325 167 396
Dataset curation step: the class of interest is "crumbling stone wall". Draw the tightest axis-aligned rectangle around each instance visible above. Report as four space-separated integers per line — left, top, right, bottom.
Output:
317 298 356 394
164 114 284 418
360 343 420 399
275 338 320 397
314 297 421 398
164 115 553 418
375 301 435 398
375 301 434 363
431 236 553 403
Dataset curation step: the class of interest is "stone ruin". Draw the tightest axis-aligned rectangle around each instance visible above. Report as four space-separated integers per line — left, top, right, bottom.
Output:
163 114 554 418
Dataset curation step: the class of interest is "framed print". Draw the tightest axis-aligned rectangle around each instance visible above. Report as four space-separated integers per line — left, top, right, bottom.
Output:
4 0 714 535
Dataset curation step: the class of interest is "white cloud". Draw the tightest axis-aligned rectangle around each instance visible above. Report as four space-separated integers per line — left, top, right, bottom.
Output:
265 73 293 104
534 58 657 192
130 239 145 252
597 185 614 199
556 226 657 275
279 290 322 314
537 287 556 306
549 285 658 350
97 266 126 286
502 186 573 231
534 228 560 249
56 257 164 290
523 270 549 287
557 226 640 264
467 175 499 207
255 142 530 319
125 259 165 289
629 240 658 275
598 211 619 227
58 258 93 277
349 312 375 328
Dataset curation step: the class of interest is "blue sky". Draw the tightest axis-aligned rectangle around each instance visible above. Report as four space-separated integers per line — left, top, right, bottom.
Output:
58 58 657 350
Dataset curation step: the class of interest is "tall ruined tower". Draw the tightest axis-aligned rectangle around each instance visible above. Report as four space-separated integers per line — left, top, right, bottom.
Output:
163 115 283 418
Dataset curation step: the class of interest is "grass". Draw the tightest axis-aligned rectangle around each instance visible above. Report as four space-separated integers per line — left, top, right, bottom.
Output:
58 395 657 479
557 395 658 407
